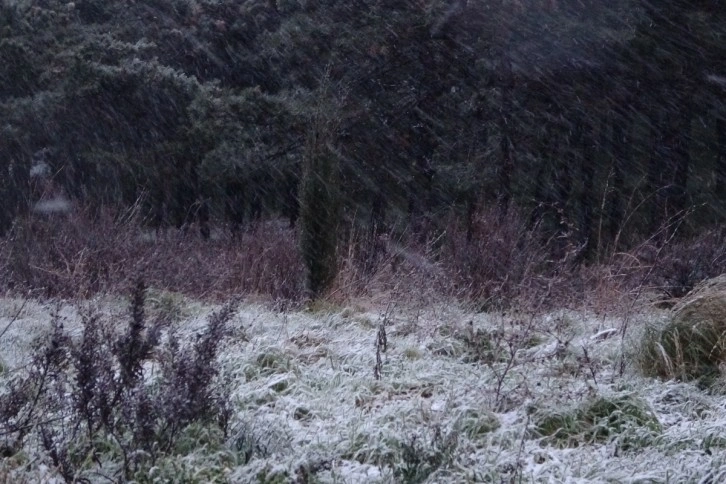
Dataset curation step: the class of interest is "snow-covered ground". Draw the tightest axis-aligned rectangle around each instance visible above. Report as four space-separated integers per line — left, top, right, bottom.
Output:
2 294 726 483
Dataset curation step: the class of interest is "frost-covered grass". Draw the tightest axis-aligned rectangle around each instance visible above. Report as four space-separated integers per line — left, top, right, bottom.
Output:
3 294 726 483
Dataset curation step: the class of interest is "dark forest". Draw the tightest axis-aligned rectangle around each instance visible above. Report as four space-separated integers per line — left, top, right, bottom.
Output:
1 0 725 302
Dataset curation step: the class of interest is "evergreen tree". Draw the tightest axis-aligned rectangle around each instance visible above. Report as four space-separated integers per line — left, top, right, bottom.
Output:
299 81 341 299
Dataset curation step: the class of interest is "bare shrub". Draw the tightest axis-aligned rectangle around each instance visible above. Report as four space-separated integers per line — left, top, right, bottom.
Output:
0 280 237 482
214 221 305 301
8 199 721 314
0 207 136 297
0 209 305 303
331 208 598 312
648 228 726 301
128 221 304 302
442 207 559 311
332 227 451 308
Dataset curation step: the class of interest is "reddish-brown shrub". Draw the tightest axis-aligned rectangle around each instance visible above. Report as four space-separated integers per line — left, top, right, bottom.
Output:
0 210 305 302
442 207 556 310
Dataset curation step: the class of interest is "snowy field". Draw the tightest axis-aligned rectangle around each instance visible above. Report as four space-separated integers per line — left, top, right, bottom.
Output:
2 294 726 483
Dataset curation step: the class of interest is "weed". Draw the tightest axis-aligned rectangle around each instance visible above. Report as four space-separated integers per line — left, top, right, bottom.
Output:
373 320 387 380
0 279 237 482
460 316 538 410
443 207 557 311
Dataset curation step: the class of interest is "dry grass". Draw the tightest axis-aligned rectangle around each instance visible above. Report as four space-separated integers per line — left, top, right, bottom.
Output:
0 205 608 314
639 275 726 381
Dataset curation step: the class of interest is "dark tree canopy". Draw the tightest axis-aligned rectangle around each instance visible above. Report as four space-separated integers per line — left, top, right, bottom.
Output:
1 0 725 260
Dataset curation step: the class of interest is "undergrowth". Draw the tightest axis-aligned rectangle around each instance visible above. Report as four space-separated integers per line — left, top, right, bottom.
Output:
3 202 721 314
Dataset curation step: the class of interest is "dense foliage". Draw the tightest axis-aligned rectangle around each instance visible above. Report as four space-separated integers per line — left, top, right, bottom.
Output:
1 0 725 262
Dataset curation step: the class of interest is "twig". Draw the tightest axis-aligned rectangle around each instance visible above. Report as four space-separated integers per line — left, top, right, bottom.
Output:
0 414 69 437
581 345 598 386
0 297 28 341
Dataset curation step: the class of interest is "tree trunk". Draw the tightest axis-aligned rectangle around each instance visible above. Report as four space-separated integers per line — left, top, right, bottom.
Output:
577 119 596 262
607 113 629 250
497 56 514 218
715 116 726 201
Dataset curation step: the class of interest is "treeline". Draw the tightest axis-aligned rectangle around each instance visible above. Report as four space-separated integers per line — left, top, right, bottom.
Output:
1 0 725 264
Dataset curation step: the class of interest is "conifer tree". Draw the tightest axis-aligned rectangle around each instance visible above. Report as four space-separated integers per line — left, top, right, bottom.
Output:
299 81 341 299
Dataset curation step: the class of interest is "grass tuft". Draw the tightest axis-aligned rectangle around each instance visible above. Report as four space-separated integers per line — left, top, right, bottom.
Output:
532 394 661 449
639 276 726 381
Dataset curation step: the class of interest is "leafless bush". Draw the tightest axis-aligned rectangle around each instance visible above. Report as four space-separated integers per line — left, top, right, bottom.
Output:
648 227 726 301
0 207 136 297
443 207 562 311
0 280 237 482
331 209 599 312
0 210 305 303
6 200 720 314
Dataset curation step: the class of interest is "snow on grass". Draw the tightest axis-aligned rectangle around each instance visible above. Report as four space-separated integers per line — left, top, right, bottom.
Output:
3 294 726 482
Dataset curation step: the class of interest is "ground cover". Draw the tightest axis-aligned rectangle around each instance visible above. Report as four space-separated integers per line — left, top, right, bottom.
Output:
2 288 726 483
